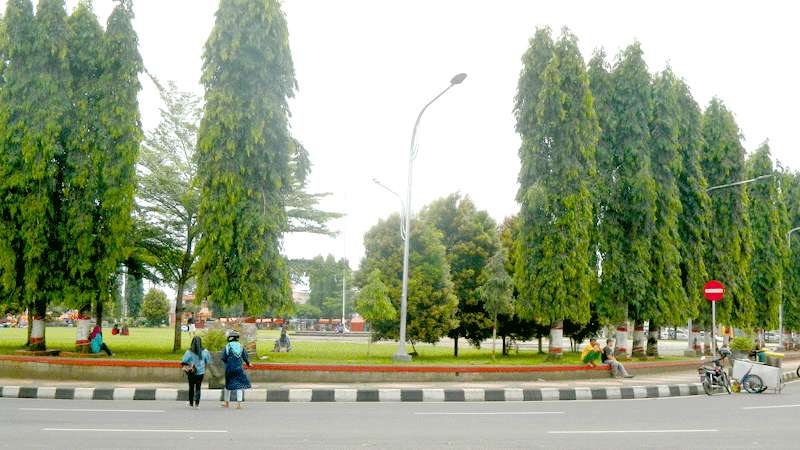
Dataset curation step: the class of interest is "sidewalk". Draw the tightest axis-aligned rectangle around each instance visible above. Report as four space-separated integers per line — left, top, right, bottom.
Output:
2 362 797 402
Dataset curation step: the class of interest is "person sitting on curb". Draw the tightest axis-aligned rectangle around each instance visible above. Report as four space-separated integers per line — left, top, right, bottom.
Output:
602 339 633 378
580 337 603 367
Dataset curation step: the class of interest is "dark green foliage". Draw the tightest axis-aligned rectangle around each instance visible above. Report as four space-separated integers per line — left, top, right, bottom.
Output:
594 43 658 325
195 0 295 315
307 254 353 318
515 29 598 328
141 288 168 326
356 269 396 324
701 99 754 327
124 271 143 319
781 171 800 331
422 193 497 349
747 143 786 330
648 69 690 324
673 77 711 322
356 214 458 344
293 303 322 319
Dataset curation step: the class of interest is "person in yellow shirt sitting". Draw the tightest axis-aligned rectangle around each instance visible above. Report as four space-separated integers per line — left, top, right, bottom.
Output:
581 337 603 367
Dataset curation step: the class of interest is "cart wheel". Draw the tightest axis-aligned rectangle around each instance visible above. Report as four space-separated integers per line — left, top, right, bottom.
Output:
742 374 765 394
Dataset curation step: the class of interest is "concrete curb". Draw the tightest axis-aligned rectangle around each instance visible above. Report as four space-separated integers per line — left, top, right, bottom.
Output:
1 383 706 402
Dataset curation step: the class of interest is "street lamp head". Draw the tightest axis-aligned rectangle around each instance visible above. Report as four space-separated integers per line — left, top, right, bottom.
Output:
450 73 467 85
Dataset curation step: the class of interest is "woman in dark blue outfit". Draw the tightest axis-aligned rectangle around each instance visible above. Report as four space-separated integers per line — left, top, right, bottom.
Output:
221 330 252 409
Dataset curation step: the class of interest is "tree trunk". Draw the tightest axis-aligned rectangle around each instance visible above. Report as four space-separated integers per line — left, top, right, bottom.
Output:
703 327 712 356
29 300 47 351
502 335 507 356
615 320 629 359
538 335 543 354
172 282 185 352
691 324 701 355
453 336 459 357
95 297 103 329
25 308 31 347
547 320 563 360
491 317 497 361
631 319 646 358
646 320 659 357
367 331 372 356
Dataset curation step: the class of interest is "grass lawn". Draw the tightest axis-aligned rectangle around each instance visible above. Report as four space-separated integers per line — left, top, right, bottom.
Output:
0 327 686 365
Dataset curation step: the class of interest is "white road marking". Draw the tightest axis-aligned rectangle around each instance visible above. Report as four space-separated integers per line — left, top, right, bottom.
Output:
549 429 717 434
415 411 564 415
21 408 165 413
742 404 800 410
42 428 227 433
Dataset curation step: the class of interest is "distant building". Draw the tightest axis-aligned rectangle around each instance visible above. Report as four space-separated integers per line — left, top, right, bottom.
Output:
169 293 212 326
292 282 310 305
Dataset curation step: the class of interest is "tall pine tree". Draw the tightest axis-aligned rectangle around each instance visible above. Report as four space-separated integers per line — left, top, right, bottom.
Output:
515 29 598 359
23 0 72 349
646 69 689 356
595 43 657 357
701 99 754 329
747 143 786 333
674 76 711 345
0 0 36 333
195 0 295 314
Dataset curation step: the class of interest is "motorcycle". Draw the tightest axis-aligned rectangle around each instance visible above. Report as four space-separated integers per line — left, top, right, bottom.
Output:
699 348 732 395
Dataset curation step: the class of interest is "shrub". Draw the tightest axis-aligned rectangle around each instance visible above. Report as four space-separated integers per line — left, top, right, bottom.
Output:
200 328 227 352
730 336 754 351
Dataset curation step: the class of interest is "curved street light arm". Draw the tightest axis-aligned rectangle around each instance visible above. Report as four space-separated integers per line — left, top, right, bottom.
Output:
706 174 774 193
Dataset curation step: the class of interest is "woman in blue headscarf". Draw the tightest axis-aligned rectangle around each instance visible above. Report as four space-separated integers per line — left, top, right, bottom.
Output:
221 330 252 409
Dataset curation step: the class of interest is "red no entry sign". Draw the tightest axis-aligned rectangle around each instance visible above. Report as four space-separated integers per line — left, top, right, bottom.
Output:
704 280 724 302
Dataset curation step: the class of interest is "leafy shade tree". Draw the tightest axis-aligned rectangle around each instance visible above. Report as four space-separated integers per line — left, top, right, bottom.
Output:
747 143 787 334
15 0 72 350
421 193 497 356
701 99 754 329
307 254 354 318
478 250 514 360
515 29 598 359
124 270 144 319
673 75 711 347
496 216 547 354
137 75 202 351
646 69 691 356
595 43 657 358
293 303 321 319
195 0 295 315
0 0 38 343
356 214 458 349
64 0 143 329
141 288 169 326
781 170 800 335
355 269 396 355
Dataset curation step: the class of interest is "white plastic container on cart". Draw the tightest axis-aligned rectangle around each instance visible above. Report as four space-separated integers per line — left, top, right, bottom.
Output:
732 359 784 393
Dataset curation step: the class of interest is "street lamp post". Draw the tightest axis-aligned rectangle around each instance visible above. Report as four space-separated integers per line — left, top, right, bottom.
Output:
375 73 467 362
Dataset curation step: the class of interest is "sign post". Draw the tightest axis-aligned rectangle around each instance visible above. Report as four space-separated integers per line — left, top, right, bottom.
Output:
703 280 725 354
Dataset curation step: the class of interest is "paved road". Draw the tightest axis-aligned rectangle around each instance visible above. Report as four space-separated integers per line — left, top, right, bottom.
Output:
2 380 799 449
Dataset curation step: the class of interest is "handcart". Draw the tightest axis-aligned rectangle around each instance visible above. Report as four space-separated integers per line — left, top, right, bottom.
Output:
732 358 784 394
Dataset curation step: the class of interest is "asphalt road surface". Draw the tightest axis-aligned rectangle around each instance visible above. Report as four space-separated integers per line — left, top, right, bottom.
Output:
2 381 799 449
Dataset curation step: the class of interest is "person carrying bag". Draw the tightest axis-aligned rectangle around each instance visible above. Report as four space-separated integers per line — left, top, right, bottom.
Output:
181 336 211 409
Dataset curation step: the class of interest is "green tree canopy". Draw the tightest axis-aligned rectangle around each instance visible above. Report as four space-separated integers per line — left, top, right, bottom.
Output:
701 98 754 327
747 143 786 330
356 214 458 345
141 288 169 325
195 0 295 315
356 269 397 325
421 193 497 352
594 42 657 327
514 29 598 334
307 254 353 318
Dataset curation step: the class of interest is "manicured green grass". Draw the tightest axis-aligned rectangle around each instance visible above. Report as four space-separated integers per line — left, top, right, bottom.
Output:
0 327 686 365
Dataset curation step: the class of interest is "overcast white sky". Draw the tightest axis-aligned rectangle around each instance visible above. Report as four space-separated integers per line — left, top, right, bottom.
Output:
8 0 800 272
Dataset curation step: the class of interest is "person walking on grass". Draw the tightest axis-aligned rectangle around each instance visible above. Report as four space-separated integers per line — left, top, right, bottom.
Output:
181 336 211 409
221 330 252 409
602 339 634 378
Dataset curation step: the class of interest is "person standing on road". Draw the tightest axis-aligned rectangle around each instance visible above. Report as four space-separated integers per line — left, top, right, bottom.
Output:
602 339 633 378
181 336 211 409
187 313 196 335
221 330 252 409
